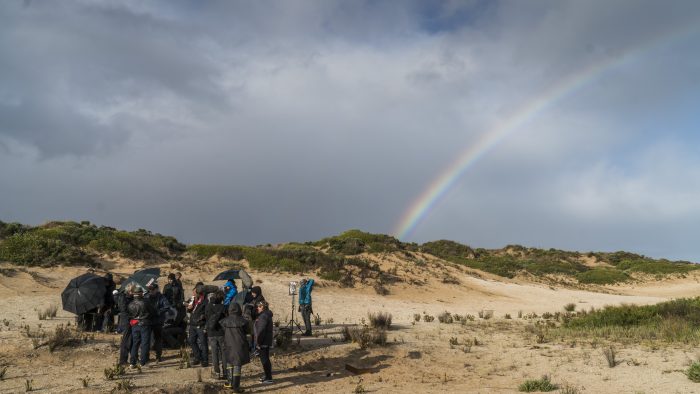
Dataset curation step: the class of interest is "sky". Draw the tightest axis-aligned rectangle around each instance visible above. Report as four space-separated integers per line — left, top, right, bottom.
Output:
1 0 699 260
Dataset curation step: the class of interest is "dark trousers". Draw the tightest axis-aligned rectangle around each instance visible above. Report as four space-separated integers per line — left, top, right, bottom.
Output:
119 325 132 365
301 304 313 334
259 347 272 380
208 336 226 375
131 324 152 366
151 324 164 360
188 326 208 366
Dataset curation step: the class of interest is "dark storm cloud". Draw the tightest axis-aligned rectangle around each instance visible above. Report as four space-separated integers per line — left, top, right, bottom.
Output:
1 0 699 260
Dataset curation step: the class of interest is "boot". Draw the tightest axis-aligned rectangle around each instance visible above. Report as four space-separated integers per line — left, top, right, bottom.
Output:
223 367 233 389
232 375 242 393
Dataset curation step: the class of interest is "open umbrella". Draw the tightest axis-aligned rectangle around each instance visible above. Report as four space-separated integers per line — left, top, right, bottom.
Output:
213 269 253 288
61 273 107 315
120 267 161 291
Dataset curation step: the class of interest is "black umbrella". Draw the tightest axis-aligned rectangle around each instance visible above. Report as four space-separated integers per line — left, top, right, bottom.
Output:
213 269 252 288
120 267 161 291
61 273 107 315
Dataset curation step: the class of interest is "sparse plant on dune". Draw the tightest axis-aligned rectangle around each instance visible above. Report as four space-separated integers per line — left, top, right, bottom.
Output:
687 362 700 382
438 312 454 324
603 347 617 368
518 375 558 392
368 312 392 330
564 303 576 312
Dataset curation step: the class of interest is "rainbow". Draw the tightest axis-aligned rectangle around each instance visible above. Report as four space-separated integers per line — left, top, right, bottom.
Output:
394 24 698 240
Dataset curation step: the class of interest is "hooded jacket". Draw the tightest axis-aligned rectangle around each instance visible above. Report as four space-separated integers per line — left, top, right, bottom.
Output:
223 279 238 306
204 301 226 337
220 303 251 366
254 308 274 347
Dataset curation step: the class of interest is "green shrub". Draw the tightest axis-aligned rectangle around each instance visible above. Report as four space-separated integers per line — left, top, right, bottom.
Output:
576 268 629 284
187 244 244 260
420 240 475 258
518 375 558 392
687 362 700 382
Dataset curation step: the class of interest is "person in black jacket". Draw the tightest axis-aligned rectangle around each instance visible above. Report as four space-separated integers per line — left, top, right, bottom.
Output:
100 273 116 333
127 286 157 368
163 273 184 309
253 300 274 384
220 302 251 393
117 286 134 366
187 284 208 367
146 283 171 363
205 290 227 379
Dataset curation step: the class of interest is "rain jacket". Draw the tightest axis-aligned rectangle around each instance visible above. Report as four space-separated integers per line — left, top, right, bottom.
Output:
298 279 314 305
220 303 251 366
223 280 238 306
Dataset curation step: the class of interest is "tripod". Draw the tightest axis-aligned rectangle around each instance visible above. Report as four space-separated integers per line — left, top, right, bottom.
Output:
284 291 305 335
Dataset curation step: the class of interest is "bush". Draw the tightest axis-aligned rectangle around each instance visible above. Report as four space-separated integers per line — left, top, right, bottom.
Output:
576 268 629 284
438 312 454 324
346 326 388 349
518 375 558 392
423 314 435 322
368 312 392 330
687 362 700 382
564 303 576 312
413 313 421 322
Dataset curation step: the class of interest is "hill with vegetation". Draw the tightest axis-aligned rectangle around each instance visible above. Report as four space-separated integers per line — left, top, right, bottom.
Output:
1 221 697 286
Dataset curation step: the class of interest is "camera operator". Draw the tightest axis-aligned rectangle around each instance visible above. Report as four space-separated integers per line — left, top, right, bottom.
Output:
298 278 315 336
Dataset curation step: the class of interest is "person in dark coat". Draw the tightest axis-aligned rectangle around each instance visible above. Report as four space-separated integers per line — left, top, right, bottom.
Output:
99 273 116 332
127 287 157 368
117 286 134 366
146 283 171 363
253 300 274 384
163 273 184 308
243 286 265 350
220 302 250 392
162 307 187 349
187 284 208 367
205 290 227 379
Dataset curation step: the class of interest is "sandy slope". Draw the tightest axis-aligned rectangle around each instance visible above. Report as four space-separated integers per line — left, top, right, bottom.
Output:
1 260 700 393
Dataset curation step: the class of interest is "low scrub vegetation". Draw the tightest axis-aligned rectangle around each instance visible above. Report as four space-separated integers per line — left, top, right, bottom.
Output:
368 312 392 330
556 298 700 343
518 375 558 392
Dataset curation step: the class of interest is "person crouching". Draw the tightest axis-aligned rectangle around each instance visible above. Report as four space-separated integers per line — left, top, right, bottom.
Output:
220 302 250 392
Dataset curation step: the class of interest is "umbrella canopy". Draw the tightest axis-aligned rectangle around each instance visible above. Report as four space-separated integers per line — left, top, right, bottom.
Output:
213 269 252 288
61 273 107 315
120 267 161 291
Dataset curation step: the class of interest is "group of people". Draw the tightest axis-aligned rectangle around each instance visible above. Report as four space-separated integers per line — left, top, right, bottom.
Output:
90 271 315 393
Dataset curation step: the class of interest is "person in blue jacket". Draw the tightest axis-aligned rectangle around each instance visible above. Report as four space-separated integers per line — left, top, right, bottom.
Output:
223 279 238 307
298 278 315 336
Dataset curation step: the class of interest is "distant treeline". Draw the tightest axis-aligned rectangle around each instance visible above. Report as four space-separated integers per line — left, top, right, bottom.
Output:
0 221 696 284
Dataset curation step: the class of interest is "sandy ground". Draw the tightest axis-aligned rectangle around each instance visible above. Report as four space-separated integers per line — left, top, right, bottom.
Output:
2 259 700 393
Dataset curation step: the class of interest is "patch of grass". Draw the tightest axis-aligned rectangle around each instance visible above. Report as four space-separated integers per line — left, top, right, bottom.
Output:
576 268 629 285
423 314 435 323
687 362 700 382
564 303 576 312
104 363 125 380
186 244 244 260
603 347 617 367
0 366 7 380
519 375 558 392
111 377 134 393
347 326 387 349
556 298 700 343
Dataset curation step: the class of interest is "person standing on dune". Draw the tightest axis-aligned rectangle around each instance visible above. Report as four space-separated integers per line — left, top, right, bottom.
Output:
254 300 274 384
298 278 315 336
